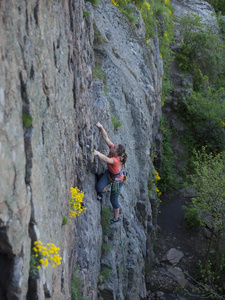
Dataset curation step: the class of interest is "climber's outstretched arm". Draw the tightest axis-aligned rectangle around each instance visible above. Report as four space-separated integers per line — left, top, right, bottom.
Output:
94 150 113 164
96 122 113 147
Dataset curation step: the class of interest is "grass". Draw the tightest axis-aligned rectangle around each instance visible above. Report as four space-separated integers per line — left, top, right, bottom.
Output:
22 112 33 128
94 28 107 44
111 114 122 133
101 207 111 235
71 267 85 300
93 64 105 81
99 266 111 283
85 0 99 6
102 242 111 254
62 215 68 226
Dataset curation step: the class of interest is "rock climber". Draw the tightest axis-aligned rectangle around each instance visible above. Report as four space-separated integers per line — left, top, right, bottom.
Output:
94 122 128 224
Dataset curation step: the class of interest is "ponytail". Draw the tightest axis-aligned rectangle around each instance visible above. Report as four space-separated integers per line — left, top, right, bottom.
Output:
117 144 128 168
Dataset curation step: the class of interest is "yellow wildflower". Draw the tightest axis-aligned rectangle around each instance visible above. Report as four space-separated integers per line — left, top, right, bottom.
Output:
111 0 119 6
145 2 150 10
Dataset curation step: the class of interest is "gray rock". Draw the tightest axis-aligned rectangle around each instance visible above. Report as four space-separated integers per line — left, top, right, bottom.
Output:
167 266 188 287
162 248 184 265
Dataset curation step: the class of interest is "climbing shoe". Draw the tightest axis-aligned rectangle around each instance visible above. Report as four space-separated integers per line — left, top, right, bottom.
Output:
97 193 104 200
110 218 120 224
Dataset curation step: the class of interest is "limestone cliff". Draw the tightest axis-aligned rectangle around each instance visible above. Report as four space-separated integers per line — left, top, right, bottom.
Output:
0 0 162 299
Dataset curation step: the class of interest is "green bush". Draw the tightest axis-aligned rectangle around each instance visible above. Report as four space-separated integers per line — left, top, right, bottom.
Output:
178 86 225 154
83 9 90 20
71 267 85 300
209 0 225 15
111 114 122 133
177 12 225 90
22 112 33 128
183 205 201 229
157 114 179 193
62 215 68 226
121 6 138 25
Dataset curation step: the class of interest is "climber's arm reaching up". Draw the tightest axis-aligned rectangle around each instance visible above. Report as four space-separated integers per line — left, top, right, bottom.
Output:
96 122 113 147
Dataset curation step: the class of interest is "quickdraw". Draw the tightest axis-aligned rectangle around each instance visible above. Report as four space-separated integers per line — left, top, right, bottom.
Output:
107 169 128 195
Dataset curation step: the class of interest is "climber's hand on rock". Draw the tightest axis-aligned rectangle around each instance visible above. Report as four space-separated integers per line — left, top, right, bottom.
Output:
93 149 99 156
96 122 103 129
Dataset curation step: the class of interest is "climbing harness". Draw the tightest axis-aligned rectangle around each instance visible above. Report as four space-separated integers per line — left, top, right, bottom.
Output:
108 169 126 195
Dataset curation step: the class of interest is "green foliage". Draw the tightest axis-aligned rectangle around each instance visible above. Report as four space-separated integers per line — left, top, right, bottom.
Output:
71 267 85 300
161 77 173 106
83 9 90 20
111 114 122 133
94 28 107 44
187 148 225 230
101 207 111 235
157 114 179 193
85 0 99 6
177 259 225 299
99 266 111 283
177 86 225 154
102 242 111 254
183 205 201 229
218 14 225 38
62 215 68 226
121 6 138 25
93 64 105 81
29 253 40 279
209 0 225 15
176 12 225 90
185 148 225 272
22 112 33 128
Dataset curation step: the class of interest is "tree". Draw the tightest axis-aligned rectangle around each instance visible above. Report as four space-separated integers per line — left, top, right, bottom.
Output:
187 148 225 268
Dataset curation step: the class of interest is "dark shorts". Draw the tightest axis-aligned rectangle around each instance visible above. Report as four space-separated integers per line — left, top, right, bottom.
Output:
96 171 123 209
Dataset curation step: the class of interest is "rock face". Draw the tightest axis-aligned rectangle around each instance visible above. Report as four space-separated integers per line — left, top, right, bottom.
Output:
0 0 162 299
171 0 216 25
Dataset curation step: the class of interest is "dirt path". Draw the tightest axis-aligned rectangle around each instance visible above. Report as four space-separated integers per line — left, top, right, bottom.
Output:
157 190 209 274
149 190 210 299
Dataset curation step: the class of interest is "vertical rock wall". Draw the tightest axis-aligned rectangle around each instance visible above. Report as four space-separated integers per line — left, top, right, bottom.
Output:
0 0 95 299
0 0 162 299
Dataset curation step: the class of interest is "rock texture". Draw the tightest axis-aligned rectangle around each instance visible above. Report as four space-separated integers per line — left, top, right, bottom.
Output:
0 0 162 299
171 0 216 26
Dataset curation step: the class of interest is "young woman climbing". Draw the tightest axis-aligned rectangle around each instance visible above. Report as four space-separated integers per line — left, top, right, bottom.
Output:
94 122 128 224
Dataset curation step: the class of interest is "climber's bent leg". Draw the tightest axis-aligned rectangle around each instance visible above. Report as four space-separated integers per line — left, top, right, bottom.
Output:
110 181 123 220
96 171 110 194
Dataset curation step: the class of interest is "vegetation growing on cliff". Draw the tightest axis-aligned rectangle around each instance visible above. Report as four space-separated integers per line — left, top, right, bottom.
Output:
71 267 85 300
70 185 86 219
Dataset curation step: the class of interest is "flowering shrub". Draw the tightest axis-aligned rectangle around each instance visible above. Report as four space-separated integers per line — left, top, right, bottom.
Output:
154 170 162 198
70 185 86 220
33 241 62 269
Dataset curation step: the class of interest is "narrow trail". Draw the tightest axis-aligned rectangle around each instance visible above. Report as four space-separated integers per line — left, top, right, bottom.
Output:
157 190 208 277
